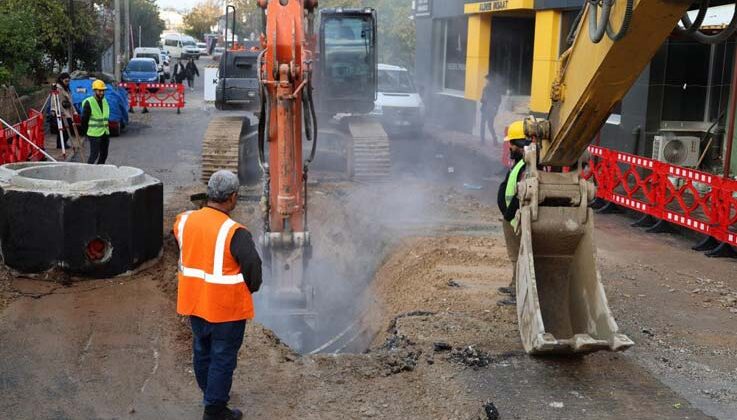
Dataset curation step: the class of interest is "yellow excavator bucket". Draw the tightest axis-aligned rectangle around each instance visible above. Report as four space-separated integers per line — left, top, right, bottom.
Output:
512 151 633 354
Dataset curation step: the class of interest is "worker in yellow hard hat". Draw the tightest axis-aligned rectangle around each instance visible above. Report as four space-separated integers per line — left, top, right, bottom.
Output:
496 120 532 305
81 79 111 164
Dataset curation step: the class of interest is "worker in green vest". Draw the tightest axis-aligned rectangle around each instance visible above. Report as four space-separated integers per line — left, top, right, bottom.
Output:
81 79 111 164
496 120 531 305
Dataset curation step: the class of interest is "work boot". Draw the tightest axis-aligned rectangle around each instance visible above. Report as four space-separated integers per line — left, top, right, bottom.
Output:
203 406 243 420
497 286 514 296
497 297 516 306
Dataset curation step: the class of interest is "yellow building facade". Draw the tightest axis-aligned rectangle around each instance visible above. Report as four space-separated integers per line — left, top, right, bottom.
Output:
462 0 562 115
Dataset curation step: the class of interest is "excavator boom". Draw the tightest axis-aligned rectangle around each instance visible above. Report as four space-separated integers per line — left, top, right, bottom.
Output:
542 0 693 166
513 0 721 354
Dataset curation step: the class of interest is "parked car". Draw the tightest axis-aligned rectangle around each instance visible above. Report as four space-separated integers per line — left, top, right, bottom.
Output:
212 46 225 61
133 47 165 82
196 42 208 55
372 64 425 134
159 46 170 60
122 58 160 83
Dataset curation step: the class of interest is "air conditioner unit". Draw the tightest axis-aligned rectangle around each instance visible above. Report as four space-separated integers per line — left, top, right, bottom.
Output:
652 135 700 167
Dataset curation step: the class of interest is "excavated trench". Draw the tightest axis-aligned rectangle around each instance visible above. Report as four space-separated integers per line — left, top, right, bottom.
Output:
235 135 502 354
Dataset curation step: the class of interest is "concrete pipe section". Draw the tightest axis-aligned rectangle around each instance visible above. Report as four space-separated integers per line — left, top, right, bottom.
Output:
0 162 163 278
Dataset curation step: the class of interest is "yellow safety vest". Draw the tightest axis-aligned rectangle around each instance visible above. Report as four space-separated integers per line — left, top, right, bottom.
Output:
505 160 525 229
83 96 110 137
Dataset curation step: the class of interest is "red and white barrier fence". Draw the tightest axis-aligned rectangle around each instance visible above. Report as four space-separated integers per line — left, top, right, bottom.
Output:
583 145 737 248
120 82 185 114
0 109 46 165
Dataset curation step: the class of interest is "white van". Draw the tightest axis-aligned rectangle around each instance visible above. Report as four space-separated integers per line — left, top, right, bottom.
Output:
161 33 200 60
373 64 425 134
133 47 164 81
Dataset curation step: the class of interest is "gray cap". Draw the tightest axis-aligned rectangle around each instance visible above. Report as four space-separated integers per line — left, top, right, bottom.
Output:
207 170 239 203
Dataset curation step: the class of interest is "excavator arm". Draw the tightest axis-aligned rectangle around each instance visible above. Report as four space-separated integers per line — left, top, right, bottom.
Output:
255 0 319 349
513 0 726 354
537 0 693 166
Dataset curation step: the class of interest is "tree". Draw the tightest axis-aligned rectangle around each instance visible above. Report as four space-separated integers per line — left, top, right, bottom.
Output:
306 0 416 69
229 0 266 40
184 0 221 40
131 0 166 48
0 9 39 86
68 0 111 72
0 0 72 85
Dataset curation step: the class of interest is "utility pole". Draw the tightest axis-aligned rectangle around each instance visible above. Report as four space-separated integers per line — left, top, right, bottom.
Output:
123 0 130 59
114 0 121 81
67 0 74 71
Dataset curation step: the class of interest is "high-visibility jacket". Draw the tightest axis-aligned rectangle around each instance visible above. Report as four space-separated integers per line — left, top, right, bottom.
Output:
83 96 110 137
174 207 254 323
505 159 526 229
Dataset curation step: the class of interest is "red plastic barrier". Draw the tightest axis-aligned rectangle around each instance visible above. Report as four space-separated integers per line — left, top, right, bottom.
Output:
119 82 138 109
120 82 185 113
0 109 46 164
584 145 737 246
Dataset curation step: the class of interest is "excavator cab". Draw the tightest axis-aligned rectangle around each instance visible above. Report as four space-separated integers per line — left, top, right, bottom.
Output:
318 8 378 115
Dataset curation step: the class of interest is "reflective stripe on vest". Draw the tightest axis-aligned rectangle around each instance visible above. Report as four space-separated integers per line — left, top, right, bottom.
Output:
506 160 525 229
84 96 110 137
175 207 253 322
175 213 245 285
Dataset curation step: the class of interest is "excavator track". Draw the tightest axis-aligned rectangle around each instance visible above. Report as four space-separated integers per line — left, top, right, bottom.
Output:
200 116 247 183
348 119 391 182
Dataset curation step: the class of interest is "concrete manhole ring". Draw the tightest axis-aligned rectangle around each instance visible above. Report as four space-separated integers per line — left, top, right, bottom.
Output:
0 162 163 279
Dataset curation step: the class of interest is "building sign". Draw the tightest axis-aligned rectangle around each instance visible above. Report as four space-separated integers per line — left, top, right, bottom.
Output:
464 0 533 14
414 0 432 18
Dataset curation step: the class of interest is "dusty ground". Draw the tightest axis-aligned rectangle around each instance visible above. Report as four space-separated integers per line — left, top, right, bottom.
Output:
1 59 735 419
1 175 728 419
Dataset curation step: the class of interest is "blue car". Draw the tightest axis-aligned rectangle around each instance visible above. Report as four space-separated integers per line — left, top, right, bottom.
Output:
122 58 159 83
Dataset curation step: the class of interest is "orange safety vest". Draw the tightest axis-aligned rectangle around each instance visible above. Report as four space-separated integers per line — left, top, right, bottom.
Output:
173 207 254 322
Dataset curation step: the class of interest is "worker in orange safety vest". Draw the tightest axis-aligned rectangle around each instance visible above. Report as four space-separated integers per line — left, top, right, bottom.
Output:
173 170 262 420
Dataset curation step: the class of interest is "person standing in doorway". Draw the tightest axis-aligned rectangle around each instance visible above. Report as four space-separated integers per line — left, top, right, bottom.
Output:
480 73 502 145
81 80 110 164
173 170 263 420
186 58 200 92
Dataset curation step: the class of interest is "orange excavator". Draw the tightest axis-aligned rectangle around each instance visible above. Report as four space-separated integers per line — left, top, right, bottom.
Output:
254 0 379 349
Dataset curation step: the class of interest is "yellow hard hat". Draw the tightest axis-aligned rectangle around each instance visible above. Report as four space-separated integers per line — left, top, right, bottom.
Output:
504 120 526 142
92 80 107 91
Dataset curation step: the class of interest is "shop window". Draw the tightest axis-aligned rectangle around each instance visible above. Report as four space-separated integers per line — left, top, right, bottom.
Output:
661 39 710 121
442 17 468 92
707 39 735 122
659 38 734 123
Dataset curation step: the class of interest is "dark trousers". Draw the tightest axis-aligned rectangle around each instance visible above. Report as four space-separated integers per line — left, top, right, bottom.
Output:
480 105 499 144
87 135 110 164
190 316 246 408
187 77 195 88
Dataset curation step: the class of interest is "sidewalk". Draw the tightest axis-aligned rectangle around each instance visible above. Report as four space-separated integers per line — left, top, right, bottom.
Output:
426 98 528 170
